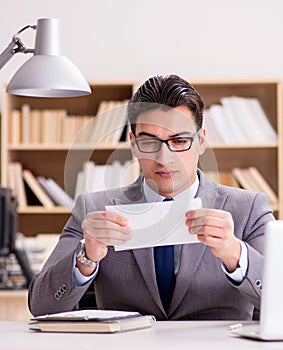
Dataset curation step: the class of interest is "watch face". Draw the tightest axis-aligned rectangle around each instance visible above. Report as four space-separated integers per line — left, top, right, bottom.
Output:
76 240 85 258
76 240 97 268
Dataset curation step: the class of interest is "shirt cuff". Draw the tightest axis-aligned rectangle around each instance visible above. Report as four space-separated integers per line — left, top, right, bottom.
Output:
73 252 99 286
221 240 248 283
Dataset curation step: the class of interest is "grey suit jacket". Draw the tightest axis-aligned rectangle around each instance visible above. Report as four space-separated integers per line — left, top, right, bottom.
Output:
28 171 274 320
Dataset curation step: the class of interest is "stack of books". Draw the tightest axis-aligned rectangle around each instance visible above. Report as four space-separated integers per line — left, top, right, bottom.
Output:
9 100 129 146
7 162 74 209
7 160 141 208
203 96 277 145
204 167 278 208
74 160 140 200
29 309 155 333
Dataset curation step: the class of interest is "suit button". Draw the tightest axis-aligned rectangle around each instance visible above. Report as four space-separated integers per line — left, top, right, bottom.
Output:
54 284 68 300
62 284 68 292
255 279 263 290
55 291 61 300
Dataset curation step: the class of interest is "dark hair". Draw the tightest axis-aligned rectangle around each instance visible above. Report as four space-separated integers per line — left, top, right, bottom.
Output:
127 74 204 135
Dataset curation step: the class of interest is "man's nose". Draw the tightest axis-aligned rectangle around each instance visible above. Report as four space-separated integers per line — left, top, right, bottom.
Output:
154 142 173 163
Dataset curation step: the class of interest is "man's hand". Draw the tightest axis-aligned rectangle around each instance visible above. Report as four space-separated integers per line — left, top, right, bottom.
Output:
77 211 131 275
185 208 241 272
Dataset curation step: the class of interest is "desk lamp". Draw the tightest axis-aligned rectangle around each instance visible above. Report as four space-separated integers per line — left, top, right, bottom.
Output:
0 17 91 97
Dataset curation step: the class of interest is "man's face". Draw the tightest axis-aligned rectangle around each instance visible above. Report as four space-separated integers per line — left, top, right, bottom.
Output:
130 105 206 197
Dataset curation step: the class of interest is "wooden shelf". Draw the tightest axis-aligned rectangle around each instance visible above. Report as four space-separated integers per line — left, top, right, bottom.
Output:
206 143 278 149
7 142 131 151
192 80 282 218
1 79 282 237
17 206 71 214
1 82 136 235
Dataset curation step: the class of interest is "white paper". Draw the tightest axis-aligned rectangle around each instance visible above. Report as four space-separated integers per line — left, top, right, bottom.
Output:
35 309 140 321
106 197 202 251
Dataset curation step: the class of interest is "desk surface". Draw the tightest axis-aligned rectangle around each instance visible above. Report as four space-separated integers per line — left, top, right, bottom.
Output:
1 321 283 350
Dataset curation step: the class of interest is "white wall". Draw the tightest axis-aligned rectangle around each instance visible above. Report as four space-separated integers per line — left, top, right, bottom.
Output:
0 0 283 106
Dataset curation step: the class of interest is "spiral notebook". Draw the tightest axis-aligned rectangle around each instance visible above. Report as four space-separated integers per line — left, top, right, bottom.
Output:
29 309 156 333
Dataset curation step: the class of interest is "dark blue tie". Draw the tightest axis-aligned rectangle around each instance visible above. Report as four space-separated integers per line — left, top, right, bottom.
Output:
154 197 175 312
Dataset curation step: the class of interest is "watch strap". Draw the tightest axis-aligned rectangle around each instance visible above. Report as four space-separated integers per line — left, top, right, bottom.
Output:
76 240 97 268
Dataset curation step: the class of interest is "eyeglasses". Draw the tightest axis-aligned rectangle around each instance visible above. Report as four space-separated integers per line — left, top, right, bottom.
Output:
134 130 200 153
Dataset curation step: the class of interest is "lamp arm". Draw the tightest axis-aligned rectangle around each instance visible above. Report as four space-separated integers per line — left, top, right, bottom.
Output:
0 41 18 69
0 24 36 70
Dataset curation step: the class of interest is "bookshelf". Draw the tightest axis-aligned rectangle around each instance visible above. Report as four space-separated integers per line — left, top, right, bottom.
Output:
1 79 282 237
1 82 136 236
193 79 283 218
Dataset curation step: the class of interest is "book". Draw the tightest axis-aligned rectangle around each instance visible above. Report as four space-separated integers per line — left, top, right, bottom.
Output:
41 110 57 144
247 166 278 205
246 98 277 143
21 104 31 144
105 101 129 145
83 160 96 193
22 169 55 208
220 97 247 144
30 109 42 144
74 170 85 200
218 171 239 188
203 109 223 145
37 176 75 208
8 162 28 207
203 170 239 188
29 309 155 333
231 167 278 206
227 96 265 144
207 104 236 144
231 167 255 191
10 109 21 144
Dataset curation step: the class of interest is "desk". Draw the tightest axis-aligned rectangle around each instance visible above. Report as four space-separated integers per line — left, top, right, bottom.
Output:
0 290 32 321
0 234 59 321
1 321 283 349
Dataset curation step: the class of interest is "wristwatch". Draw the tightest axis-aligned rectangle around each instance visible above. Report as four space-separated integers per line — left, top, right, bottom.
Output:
76 240 97 269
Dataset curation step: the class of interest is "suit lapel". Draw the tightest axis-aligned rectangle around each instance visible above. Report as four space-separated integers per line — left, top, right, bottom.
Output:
169 244 207 316
169 172 229 316
132 248 165 312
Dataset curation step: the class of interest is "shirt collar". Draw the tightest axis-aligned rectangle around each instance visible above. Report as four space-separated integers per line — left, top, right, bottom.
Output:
143 175 199 203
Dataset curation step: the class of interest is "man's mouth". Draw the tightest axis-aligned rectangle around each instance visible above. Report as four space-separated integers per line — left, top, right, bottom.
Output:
155 170 176 177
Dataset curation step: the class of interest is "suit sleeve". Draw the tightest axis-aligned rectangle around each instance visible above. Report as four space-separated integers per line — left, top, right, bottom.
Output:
228 191 274 310
28 195 95 316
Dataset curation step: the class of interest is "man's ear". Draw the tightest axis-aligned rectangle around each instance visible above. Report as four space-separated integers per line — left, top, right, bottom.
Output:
198 128 206 155
129 131 138 157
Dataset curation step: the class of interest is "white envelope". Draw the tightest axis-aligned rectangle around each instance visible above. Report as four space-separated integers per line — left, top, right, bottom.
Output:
106 197 202 251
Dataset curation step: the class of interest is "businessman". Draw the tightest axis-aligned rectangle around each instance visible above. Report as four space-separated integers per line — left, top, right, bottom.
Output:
28 74 274 320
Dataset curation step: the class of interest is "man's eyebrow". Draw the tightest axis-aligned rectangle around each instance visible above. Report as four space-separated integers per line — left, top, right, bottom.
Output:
136 131 158 138
136 131 195 138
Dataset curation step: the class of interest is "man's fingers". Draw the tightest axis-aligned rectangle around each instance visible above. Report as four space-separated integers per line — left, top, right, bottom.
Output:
85 211 128 226
186 209 233 233
85 231 130 246
186 208 228 220
82 210 131 247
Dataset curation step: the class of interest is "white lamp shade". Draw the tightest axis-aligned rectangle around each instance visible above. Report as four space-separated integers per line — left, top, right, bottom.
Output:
6 18 91 98
6 54 91 97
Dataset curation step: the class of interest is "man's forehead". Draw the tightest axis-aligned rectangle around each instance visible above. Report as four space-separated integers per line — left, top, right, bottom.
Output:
135 125 197 138
136 107 197 132
137 106 194 120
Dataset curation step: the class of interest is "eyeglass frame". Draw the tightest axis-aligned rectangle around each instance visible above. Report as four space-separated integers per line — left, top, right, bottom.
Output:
133 130 200 153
